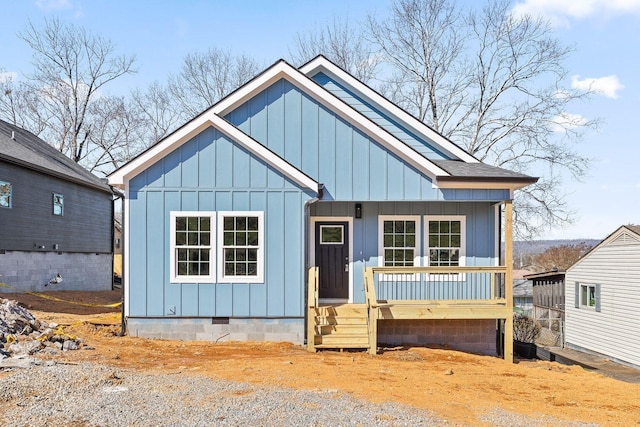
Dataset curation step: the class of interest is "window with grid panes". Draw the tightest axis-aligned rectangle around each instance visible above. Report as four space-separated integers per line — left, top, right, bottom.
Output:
171 213 214 281
382 219 418 266
427 219 463 266
219 212 263 282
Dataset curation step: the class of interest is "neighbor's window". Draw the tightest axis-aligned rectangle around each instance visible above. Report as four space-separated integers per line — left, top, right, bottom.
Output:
379 216 421 267
170 211 215 283
426 216 465 267
581 284 596 308
53 193 64 216
0 181 11 208
218 211 264 283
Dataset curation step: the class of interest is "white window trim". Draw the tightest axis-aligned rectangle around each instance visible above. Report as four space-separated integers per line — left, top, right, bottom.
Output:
378 215 422 266
378 215 421 283
580 283 597 310
424 215 466 267
217 211 264 284
170 211 216 284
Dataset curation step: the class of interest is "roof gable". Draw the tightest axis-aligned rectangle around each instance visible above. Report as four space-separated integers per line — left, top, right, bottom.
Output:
109 110 318 192
299 55 479 164
568 225 640 272
109 59 451 188
0 119 110 193
110 58 536 192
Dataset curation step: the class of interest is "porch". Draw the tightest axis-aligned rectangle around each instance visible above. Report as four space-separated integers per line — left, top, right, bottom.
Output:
307 265 514 361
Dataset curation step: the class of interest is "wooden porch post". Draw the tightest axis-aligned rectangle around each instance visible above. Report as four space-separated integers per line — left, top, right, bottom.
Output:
504 200 514 362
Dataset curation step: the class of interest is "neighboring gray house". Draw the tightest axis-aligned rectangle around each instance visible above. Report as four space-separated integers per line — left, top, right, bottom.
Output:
513 269 534 315
0 119 113 292
565 225 640 368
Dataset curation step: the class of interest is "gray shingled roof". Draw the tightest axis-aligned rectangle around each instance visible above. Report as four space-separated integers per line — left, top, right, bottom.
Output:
626 225 640 236
0 119 110 193
432 160 537 183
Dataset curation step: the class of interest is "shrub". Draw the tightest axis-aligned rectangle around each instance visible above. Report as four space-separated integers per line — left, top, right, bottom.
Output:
513 313 541 343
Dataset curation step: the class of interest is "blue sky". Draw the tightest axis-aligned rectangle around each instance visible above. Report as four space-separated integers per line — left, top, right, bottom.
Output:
1 0 639 241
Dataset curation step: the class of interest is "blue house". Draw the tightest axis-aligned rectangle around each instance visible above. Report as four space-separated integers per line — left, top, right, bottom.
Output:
108 57 536 360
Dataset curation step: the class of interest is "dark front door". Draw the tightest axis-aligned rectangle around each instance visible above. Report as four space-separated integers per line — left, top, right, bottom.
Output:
315 222 349 300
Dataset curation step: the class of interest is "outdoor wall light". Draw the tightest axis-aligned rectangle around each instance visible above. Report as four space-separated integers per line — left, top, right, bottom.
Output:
355 203 362 219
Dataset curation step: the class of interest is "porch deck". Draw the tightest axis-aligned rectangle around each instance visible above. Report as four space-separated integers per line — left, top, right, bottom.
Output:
307 266 514 361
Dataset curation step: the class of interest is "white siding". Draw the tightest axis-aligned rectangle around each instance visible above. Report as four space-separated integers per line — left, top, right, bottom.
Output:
565 229 640 367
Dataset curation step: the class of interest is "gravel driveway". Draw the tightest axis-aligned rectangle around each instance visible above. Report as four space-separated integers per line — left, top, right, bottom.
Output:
0 361 599 427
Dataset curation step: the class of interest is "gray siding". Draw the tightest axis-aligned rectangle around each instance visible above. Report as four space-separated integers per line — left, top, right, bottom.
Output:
0 161 112 253
565 230 640 367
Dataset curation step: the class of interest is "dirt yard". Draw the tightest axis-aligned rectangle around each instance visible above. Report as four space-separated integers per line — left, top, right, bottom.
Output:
3 290 640 426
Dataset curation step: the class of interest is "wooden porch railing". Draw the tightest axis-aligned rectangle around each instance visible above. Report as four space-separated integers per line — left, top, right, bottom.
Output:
307 266 319 352
364 266 512 358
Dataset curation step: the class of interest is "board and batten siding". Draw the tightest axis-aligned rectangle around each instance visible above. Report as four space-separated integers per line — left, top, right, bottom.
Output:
225 78 489 202
310 72 450 161
0 161 112 253
311 201 498 303
565 232 640 367
128 127 313 318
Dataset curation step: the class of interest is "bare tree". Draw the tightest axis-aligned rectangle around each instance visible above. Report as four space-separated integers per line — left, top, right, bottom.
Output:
130 81 182 146
14 17 135 170
290 16 380 83
167 48 261 118
0 72 50 135
83 95 147 176
365 0 595 238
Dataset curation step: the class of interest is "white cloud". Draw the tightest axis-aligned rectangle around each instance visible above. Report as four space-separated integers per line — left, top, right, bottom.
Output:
550 112 587 132
511 0 640 26
571 75 624 99
35 0 72 11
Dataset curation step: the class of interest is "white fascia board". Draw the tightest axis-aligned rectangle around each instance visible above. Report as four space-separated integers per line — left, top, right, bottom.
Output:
210 114 318 192
435 180 533 191
214 60 448 180
300 56 479 164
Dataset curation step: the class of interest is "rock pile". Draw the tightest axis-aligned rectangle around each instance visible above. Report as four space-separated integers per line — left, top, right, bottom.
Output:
1 298 83 361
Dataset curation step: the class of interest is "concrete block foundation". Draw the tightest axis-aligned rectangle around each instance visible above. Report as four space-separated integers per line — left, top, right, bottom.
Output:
0 251 112 292
377 319 498 355
127 317 305 345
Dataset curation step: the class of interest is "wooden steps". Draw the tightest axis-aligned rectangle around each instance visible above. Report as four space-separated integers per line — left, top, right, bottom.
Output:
310 304 370 351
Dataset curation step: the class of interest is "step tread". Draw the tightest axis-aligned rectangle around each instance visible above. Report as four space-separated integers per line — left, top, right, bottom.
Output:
314 343 370 349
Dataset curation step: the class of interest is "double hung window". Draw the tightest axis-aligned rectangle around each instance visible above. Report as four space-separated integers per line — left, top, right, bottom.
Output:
53 193 64 216
0 181 11 208
218 212 264 283
378 216 421 268
170 212 215 283
170 211 264 284
426 217 465 267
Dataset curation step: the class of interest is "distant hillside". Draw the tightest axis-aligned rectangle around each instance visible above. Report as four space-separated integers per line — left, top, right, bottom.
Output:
512 239 600 270
514 239 600 255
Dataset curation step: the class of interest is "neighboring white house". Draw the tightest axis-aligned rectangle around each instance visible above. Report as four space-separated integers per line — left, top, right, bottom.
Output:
565 225 640 368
